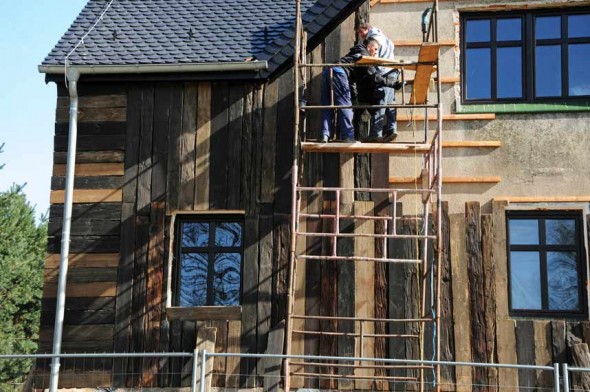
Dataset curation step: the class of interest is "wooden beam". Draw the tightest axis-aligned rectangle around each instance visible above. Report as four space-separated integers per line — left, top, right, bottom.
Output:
57 95 127 109
53 151 125 164
53 163 124 177
50 189 123 204
495 196 590 203
166 306 242 321
442 141 501 148
390 176 501 184
195 82 211 210
45 253 119 268
40 325 114 342
56 107 126 123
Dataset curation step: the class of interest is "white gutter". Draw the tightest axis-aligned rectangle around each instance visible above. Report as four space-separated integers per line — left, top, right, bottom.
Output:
38 60 268 75
49 67 80 392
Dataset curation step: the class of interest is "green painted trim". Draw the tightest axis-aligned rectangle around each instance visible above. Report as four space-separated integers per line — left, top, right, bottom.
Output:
458 102 590 113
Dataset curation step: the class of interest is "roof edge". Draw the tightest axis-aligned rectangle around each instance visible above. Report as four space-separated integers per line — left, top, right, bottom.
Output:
38 61 268 75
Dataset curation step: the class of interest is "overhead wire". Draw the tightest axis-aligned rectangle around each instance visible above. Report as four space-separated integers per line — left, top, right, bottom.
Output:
64 0 117 87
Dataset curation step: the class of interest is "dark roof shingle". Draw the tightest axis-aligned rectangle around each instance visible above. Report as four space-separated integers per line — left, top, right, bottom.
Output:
42 0 364 78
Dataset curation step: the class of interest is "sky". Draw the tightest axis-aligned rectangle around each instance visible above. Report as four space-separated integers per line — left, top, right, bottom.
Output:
0 0 88 220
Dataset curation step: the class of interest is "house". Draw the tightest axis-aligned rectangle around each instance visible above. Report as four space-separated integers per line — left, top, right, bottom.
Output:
38 0 590 390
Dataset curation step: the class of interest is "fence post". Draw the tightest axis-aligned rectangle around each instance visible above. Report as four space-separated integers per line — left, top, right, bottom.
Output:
199 350 208 392
562 363 569 392
554 363 561 392
191 349 199 392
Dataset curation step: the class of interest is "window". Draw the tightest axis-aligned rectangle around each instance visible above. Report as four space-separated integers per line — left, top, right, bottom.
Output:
506 211 587 317
174 215 243 307
462 9 590 103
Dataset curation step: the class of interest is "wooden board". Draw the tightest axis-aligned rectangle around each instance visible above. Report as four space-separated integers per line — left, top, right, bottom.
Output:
195 327 217 392
226 320 241 388
53 151 125 164
241 216 259 387
195 82 211 210
42 282 117 298
409 44 441 104
51 176 124 191
136 86 155 215
260 81 278 204
53 163 125 176
354 201 375 389
439 202 456 389
534 321 552 389
209 82 230 209
50 189 122 204
179 83 198 210
492 200 519 391
226 84 244 210
43 267 117 283
47 235 120 254
482 214 498 387
40 325 114 342
449 214 472 391
54 135 126 152
516 321 536 389
56 107 126 123
44 253 119 268
151 85 172 202
166 306 242 321
57 95 127 109
302 141 431 154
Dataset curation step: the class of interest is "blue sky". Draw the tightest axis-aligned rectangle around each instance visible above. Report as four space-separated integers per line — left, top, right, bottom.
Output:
0 0 88 220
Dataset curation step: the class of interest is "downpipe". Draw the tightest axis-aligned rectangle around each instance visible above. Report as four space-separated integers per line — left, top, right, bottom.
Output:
49 67 80 392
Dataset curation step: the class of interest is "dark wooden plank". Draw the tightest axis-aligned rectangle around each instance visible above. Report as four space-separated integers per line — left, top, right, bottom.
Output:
158 319 171 387
130 215 149 387
250 86 264 214
226 84 244 210
170 320 183 386
38 339 113 353
40 325 114 342
337 210 355 388
179 83 198 211
273 72 294 214
49 203 121 221
42 297 115 312
112 202 135 386
57 82 128 98
57 95 127 110
304 213 321 388
51 176 124 190
143 201 165 386
180 321 196 386
53 150 125 164
257 215 273 355
195 82 212 210
260 80 278 204
516 321 536 390
136 86 155 215
165 83 184 212
167 306 242 321
151 86 172 202
466 201 487 389
209 82 230 209
481 213 498 388
44 267 117 283
551 320 567 364
54 121 127 136
56 107 126 123
123 87 142 203
439 202 456 386
47 236 120 253
48 218 120 237
272 214 289 326
241 85 255 214
241 216 259 387
54 135 126 152
40 309 115 326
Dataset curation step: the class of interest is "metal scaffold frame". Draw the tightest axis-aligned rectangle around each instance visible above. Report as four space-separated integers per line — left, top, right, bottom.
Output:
285 0 443 390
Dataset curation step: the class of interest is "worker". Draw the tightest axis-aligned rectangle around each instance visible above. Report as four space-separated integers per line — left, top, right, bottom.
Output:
320 38 399 143
356 22 398 143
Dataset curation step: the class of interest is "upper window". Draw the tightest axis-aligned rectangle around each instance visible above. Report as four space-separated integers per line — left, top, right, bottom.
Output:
173 215 243 307
462 9 590 103
506 211 586 317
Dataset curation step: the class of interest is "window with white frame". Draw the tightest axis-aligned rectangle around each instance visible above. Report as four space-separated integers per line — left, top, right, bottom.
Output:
506 210 587 317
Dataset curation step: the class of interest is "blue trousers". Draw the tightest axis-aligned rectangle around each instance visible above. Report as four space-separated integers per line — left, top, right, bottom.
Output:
321 67 354 140
370 86 397 137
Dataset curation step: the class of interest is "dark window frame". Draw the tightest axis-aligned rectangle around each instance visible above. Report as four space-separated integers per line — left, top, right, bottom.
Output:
461 8 590 104
506 210 587 318
173 214 244 307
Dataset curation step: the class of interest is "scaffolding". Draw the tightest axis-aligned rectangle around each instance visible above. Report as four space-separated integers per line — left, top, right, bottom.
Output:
285 0 443 390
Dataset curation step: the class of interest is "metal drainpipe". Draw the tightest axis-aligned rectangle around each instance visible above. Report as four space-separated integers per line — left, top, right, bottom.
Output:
49 67 80 392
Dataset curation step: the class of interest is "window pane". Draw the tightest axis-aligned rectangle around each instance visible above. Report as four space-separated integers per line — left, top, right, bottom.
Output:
179 253 208 307
546 219 576 245
213 253 241 306
568 14 590 38
509 219 539 245
510 251 542 310
497 18 522 41
466 48 491 99
569 44 590 96
497 47 523 98
535 45 562 97
466 19 491 42
536 16 561 39
215 222 242 247
182 222 209 247
547 251 579 311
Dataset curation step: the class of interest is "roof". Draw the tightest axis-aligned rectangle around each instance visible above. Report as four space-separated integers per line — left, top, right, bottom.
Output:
41 0 365 79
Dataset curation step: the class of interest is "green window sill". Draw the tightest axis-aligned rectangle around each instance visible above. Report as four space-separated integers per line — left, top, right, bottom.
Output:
457 101 590 114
